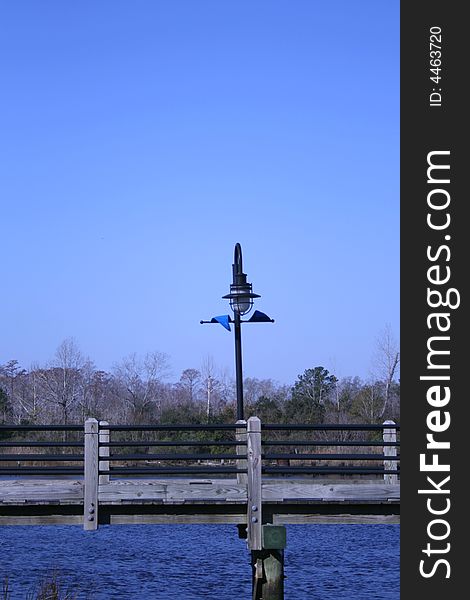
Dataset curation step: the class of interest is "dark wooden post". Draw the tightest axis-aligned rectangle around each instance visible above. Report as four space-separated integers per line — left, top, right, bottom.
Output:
99 420 110 485
252 550 285 600
236 419 247 486
252 525 286 600
84 418 99 530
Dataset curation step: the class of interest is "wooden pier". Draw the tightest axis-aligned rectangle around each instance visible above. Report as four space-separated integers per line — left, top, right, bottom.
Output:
0 417 399 599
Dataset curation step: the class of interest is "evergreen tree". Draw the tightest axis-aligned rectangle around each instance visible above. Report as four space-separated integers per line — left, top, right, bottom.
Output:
285 366 338 423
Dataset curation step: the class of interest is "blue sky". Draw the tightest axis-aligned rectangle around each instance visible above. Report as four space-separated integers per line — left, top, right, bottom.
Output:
0 1 399 385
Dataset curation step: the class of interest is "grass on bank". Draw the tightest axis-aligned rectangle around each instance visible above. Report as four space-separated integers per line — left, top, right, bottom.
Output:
3 571 92 600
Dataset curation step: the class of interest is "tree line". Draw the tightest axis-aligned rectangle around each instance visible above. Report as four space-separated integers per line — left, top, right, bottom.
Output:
0 337 399 427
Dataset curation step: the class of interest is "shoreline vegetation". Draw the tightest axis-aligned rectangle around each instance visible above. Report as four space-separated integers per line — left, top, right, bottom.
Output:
2 571 91 600
0 337 399 430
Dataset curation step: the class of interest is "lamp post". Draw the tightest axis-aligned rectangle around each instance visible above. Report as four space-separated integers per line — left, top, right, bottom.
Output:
222 243 260 421
200 243 273 422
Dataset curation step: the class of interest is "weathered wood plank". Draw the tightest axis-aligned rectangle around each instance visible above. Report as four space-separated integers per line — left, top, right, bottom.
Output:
109 514 247 525
262 482 400 502
0 512 399 526
383 420 399 485
272 514 400 525
0 479 399 504
0 480 84 503
84 418 99 530
98 480 247 503
247 416 262 551
0 515 83 526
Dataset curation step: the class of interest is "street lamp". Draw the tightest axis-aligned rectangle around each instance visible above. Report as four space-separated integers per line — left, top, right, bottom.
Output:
201 243 274 421
222 242 260 316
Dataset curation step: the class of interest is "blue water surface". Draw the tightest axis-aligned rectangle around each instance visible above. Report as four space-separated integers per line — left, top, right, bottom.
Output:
1 524 399 599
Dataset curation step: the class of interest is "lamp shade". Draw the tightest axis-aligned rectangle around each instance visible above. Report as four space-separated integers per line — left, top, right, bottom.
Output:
223 282 260 316
222 242 260 315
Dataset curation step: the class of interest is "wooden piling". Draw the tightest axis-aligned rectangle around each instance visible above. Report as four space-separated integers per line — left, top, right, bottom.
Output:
84 418 99 530
383 420 398 485
251 525 287 600
252 550 285 600
246 417 285 599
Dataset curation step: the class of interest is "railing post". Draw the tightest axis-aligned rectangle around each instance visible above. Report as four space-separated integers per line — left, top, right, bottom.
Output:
84 418 99 530
99 421 110 485
383 420 398 485
236 419 247 485
247 416 262 551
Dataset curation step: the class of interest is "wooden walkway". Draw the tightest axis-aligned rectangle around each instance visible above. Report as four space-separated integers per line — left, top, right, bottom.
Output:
0 417 400 529
0 417 399 600
0 477 399 526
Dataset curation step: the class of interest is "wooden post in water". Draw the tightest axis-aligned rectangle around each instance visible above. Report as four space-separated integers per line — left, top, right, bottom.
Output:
252 549 285 600
246 416 285 600
383 420 398 485
84 418 99 531
99 421 110 485
251 526 286 599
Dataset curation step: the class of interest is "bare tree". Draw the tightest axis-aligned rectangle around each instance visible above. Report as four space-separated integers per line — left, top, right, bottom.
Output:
14 365 47 424
373 325 400 419
200 356 216 419
179 368 201 404
113 351 171 423
0 361 25 423
200 357 235 418
325 376 363 427
350 381 385 424
36 338 91 426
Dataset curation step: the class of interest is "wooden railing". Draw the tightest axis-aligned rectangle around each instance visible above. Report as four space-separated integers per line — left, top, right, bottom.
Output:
0 418 399 599
0 418 399 544
0 419 399 476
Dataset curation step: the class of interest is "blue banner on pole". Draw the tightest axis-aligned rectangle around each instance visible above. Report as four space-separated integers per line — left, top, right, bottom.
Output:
211 315 231 331
247 310 273 323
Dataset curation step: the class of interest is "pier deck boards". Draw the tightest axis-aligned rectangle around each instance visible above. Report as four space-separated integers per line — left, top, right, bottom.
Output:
0 478 399 526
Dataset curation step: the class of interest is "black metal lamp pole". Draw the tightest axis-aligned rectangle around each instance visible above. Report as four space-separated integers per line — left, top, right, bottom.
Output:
233 311 244 420
223 243 260 421
201 243 273 421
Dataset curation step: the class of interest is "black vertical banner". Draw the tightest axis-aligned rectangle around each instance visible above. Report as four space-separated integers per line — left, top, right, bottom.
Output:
401 2 466 597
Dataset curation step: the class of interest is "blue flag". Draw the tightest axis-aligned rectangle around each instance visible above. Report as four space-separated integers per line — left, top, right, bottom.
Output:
247 310 273 323
211 315 231 331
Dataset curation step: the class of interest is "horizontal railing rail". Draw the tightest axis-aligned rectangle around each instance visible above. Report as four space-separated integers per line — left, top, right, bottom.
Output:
0 441 85 447
0 419 399 480
262 440 399 446
107 452 241 460
0 417 399 536
0 467 85 475
106 424 242 431
261 423 400 430
0 453 84 461
257 421 400 479
262 453 400 461
0 424 85 476
0 425 84 431
97 421 247 478
102 466 246 475
103 440 244 446
263 466 398 474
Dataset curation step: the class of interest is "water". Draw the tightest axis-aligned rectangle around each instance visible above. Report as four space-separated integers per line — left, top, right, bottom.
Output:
1 524 399 599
